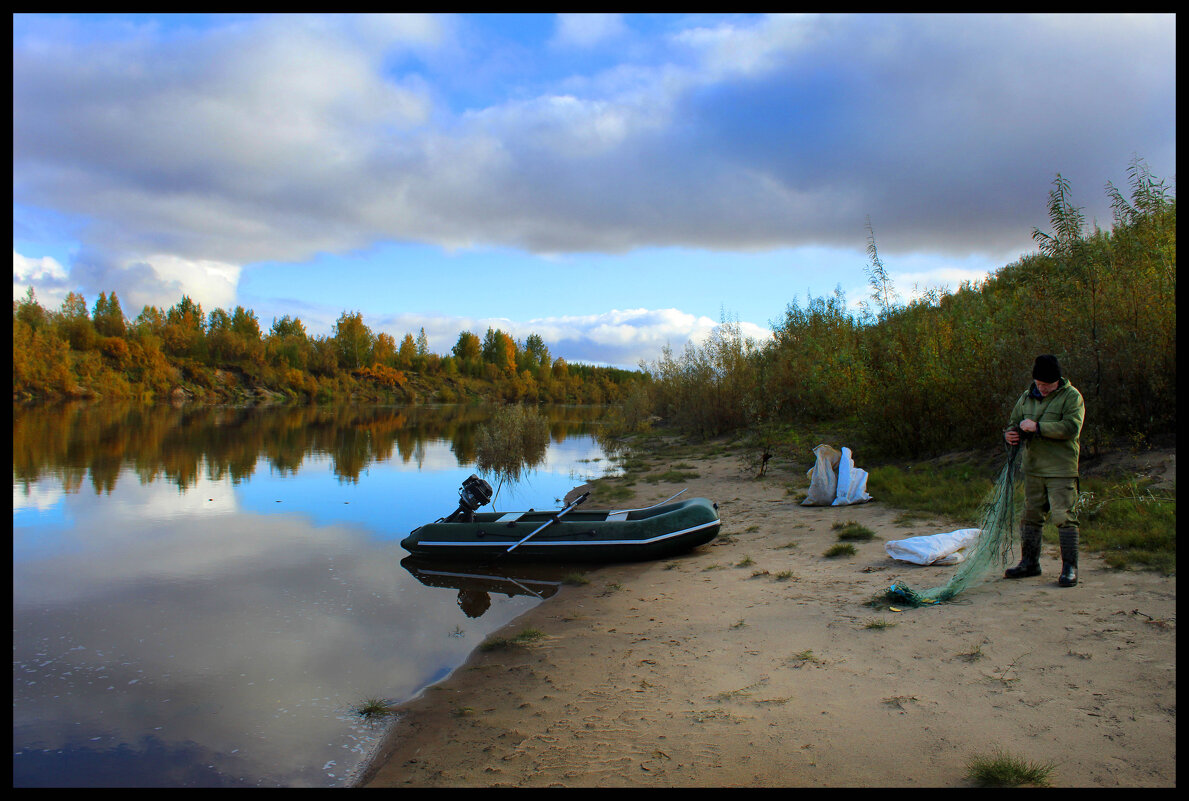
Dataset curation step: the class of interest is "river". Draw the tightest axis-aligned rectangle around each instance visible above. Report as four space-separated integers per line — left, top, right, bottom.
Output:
13 403 621 787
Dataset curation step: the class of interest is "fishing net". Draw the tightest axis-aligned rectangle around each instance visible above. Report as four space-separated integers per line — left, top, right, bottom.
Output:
886 443 1023 608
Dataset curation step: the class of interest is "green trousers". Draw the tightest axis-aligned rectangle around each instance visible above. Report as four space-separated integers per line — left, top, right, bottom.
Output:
1021 474 1080 531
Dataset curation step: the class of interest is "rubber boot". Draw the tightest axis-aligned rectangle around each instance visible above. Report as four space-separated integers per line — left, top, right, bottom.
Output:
1058 527 1079 587
1005 524 1042 578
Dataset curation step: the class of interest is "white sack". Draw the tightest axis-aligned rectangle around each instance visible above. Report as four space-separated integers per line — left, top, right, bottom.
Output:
802 444 841 506
832 447 872 506
885 528 982 566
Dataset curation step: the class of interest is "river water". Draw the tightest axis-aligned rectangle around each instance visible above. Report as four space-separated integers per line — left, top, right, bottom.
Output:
12 403 621 787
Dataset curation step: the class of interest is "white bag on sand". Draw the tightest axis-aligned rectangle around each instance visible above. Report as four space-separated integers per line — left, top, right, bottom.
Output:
802 444 841 506
832 447 872 506
885 528 981 566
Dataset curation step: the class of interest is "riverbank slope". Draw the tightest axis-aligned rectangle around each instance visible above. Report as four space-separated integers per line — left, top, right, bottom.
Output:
360 445 1176 787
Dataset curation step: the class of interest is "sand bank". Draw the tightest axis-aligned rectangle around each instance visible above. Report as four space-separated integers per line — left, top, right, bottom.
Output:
360 448 1175 787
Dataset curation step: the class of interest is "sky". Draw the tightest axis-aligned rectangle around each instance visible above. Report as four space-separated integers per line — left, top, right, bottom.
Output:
13 13 1177 368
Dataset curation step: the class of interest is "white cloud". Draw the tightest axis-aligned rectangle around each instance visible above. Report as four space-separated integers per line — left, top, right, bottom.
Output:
13 250 71 307
551 14 628 49
369 306 771 369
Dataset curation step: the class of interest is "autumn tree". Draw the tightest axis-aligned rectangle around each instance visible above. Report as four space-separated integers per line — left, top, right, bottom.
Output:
521 332 550 374
57 292 96 351
372 332 397 367
15 287 47 332
482 327 518 375
92 292 127 338
265 315 308 370
162 295 206 359
452 330 482 376
333 311 374 370
397 333 418 369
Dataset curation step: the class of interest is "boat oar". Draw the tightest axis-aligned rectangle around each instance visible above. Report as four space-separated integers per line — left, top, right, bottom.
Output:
505 491 590 554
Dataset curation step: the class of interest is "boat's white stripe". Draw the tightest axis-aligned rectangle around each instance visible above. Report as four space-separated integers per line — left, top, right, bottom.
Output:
417 519 719 549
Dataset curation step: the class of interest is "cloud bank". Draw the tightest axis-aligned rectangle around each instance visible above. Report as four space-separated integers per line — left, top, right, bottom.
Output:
13 13 1177 358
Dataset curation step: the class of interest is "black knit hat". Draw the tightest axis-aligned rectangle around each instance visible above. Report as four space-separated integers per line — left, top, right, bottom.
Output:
1032 354 1061 383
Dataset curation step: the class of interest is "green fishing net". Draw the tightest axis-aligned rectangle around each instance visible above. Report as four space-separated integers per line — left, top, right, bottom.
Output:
886 443 1023 608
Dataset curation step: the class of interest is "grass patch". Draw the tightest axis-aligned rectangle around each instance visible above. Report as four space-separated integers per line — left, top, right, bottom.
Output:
1075 476 1176 573
561 571 590 585
478 627 546 652
870 460 1176 573
596 482 636 501
864 618 896 630
966 749 1055 787
824 542 856 558
832 520 876 541
866 462 991 523
647 469 700 484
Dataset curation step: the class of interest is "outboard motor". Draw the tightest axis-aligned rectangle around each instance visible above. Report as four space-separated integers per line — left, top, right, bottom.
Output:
444 474 493 522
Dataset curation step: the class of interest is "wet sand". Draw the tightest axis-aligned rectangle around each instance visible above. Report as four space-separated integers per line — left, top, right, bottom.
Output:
359 447 1176 787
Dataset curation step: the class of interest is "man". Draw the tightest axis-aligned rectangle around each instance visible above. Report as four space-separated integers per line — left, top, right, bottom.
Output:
1003 354 1085 587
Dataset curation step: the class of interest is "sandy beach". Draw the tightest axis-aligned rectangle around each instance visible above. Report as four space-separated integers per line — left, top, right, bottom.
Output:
359 444 1176 788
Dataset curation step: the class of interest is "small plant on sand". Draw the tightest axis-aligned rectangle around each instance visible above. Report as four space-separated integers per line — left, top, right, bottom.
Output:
479 627 546 652
824 543 856 558
774 570 795 581
832 520 876 541
864 618 896 630
561 571 589 585
736 555 755 567
352 697 394 720
790 649 820 667
881 694 919 710
966 748 1054 787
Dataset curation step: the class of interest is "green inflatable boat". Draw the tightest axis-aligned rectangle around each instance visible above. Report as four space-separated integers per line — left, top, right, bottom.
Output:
401 475 720 562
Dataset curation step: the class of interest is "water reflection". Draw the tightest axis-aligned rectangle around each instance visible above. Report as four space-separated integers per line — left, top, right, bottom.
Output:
13 403 619 787
401 556 589 617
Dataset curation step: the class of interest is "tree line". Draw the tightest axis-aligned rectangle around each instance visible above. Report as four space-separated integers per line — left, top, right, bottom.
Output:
13 290 644 405
644 158 1176 459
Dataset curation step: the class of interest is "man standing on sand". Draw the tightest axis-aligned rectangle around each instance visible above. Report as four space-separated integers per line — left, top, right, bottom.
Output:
1003 355 1086 587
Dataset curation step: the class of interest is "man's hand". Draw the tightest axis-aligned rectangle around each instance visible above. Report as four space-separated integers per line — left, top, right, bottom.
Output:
1019 418 1038 433
1004 428 1020 445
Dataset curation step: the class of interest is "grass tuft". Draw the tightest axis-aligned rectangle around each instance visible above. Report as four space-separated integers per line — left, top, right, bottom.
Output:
833 520 877 541
966 748 1055 787
352 697 394 720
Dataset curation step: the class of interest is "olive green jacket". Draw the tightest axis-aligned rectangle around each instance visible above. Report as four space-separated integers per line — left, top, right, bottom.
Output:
1007 378 1085 477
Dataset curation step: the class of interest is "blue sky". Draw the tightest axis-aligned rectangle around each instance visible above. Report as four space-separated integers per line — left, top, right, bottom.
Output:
13 13 1177 368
